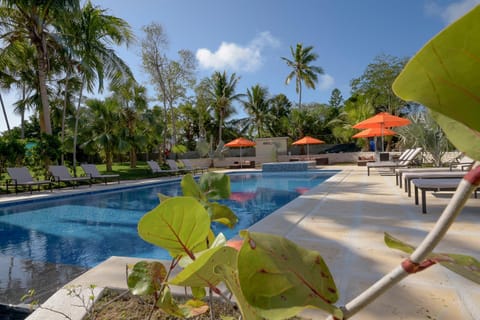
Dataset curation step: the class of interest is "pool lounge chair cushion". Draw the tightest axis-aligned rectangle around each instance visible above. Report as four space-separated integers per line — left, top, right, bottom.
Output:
147 160 179 175
181 159 208 173
48 165 91 188
403 170 466 197
6 167 52 194
167 159 195 173
81 164 120 184
366 148 423 176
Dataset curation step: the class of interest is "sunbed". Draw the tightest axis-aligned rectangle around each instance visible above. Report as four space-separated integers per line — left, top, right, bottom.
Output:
6 167 52 194
147 160 179 175
411 178 478 214
81 164 120 184
181 159 208 174
48 165 91 188
395 167 455 188
166 159 195 174
402 170 467 196
449 154 475 171
366 147 423 176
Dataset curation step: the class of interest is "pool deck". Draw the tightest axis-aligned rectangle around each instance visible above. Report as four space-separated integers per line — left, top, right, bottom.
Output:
1 165 479 319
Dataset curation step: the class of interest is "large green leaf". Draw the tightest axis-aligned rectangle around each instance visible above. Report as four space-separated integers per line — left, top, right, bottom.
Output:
385 233 480 284
430 111 480 161
181 174 206 201
199 172 231 200
238 231 343 319
169 245 237 288
138 197 210 257
209 202 238 228
392 5 480 160
127 261 167 296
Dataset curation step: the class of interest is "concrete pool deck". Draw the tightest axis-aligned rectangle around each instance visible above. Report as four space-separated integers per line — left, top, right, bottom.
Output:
1 165 478 319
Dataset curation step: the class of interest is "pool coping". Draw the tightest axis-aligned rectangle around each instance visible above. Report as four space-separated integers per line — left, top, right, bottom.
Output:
19 165 480 319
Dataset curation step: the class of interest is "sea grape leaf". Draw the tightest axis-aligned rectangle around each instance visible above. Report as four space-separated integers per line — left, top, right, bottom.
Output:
138 197 210 257
385 233 480 284
214 264 263 320
209 202 238 228
238 231 343 319
127 261 166 296
169 246 237 288
156 286 184 317
430 111 480 161
178 299 209 318
191 286 206 299
392 5 480 160
178 232 227 268
199 172 231 200
181 174 206 201
157 193 171 203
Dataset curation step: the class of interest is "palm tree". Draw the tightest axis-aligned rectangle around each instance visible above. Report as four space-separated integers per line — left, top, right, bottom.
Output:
204 71 243 145
242 84 272 138
282 43 324 109
0 0 80 134
62 1 133 173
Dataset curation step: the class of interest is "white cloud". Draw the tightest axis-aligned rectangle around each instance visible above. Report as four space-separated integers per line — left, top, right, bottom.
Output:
196 31 280 72
318 74 335 91
425 0 479 24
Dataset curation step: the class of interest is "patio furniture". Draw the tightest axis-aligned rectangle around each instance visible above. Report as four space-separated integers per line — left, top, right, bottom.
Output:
181 159 208 174
167 159 195 174
48 165 92 188
402 170 467 196
366 147 422 176
449 154 475 171
411 178 478 214
6 167 52 194
146 160 179 175
81 164 120 184
395 167 456 187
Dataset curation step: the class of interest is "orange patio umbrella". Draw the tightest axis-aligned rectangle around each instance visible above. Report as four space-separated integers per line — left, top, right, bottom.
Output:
225 137 256 167
352 127 397 138
353 112 410 151
292 136 325 159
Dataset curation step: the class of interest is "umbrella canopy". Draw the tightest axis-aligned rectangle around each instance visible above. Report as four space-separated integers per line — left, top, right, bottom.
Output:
225 137 256 148
292 136 325 159
225 137 256 168
352 112 411 129
353 112 410 151
352 127 397 138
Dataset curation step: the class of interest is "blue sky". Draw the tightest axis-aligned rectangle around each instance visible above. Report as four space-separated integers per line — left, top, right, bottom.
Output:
1 0 479 132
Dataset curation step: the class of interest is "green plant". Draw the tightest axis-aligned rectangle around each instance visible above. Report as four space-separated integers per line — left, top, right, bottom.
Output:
127 6 480 320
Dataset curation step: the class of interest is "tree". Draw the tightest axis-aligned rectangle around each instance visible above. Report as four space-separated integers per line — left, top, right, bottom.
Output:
64 1 133 174
267 94 292 137
141 22 196 155
350 54 410 115
329 88 343 108
203 71 243 145
281 43 324 109
0 0 80 134
242 84 272 138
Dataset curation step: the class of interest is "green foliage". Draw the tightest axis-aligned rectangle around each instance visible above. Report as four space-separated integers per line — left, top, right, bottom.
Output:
385 233 480 284
392 5 480 161
134 171 342 319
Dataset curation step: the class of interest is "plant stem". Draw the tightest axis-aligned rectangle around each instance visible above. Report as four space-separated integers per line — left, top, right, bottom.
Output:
328 165 480 319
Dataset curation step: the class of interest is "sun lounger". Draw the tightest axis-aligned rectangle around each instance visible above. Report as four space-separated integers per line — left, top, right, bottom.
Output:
411 178 478 214
449 154 475 171
147 160 179 175
181 159 208 174
366 147 423 176
81 164 120 184
403 170 467 197
395 167 455 188
166 159 195 174
6 167 52 194
48 165 91 188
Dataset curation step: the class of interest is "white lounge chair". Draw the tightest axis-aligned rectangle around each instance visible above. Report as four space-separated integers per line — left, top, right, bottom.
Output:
147 160 179 175
449 153 475 171
366 147 423 176
81 164 120 184
48 165 91 188
402 170 467 197
6 167 52 194
395 167 457 188
411 178 478 214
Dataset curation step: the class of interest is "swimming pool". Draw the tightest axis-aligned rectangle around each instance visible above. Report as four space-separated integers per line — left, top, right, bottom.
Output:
0 170 338 268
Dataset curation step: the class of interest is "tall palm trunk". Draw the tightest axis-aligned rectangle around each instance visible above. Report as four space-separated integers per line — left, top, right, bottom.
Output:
0 93 10 132
72 77 85 176
36 43 52 135
61 72 70 164
298 79 302 109
218 108 224 144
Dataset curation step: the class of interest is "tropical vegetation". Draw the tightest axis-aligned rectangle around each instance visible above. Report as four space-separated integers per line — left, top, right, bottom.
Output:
0 0 454 176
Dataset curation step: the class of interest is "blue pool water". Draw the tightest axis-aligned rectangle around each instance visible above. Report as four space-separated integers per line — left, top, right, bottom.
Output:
0 170 337 268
